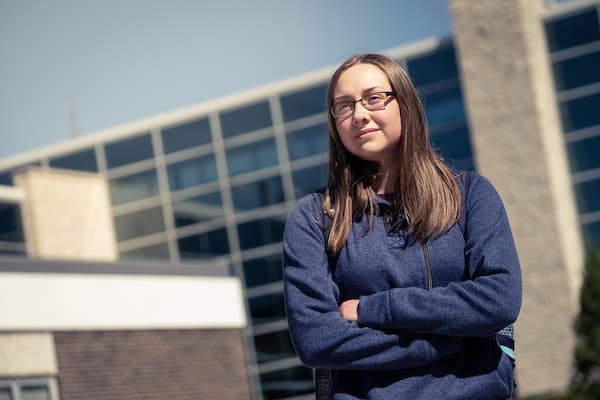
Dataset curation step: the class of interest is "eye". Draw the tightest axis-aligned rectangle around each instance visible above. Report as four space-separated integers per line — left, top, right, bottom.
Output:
334 103 352 114
365 93 385 105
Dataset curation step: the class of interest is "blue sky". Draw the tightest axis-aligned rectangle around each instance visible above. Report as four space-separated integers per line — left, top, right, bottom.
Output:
0 0 452 158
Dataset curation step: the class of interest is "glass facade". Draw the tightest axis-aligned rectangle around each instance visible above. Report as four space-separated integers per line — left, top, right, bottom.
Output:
545 4 600 250
0 39 474 399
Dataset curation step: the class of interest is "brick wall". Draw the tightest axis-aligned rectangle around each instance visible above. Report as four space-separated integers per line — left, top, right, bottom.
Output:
54 329 251 399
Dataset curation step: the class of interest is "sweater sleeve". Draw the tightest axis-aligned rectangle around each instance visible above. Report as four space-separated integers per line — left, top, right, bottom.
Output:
357 174 522 337
283 195 462 370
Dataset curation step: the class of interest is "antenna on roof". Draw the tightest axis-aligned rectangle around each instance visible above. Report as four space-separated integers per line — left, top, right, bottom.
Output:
68 102 81 138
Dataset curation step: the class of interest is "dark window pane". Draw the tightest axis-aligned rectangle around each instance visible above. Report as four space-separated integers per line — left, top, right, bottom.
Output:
407 46 459 87
105 134 154 169
231 176 284 211
167 154 217 191
254 329 295 364
109 169 159 205
568 135 600 172
114 207 165 241
260 366 314 400
0 387 12 400
0 171 12 186
120 242 170 260
248 292 285 326
226 138 278 176
21 385 50 400
280 84 327 122
292 164 327 198
561 92 600 132
582 220 600 251
421 86 465 127
178 228 229 258
545 9 600 52
0 203 24 242
238 215 286 250
287 123 328 160
553 51 600 91
574 177 600 214
431 127 473 162
161 118 212 154
243 253 283 288
220 101 272 138
173 192 224 227
49 148 97 172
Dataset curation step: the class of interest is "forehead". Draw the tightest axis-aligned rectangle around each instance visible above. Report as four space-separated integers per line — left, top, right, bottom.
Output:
333 63 389 96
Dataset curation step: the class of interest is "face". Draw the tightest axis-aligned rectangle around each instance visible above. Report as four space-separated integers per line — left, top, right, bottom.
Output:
332 63 401 169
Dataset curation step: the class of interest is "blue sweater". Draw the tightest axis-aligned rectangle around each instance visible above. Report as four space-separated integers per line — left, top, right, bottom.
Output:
283 172 522 399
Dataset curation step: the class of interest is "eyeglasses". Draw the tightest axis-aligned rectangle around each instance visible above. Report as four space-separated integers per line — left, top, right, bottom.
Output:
330 91 395 119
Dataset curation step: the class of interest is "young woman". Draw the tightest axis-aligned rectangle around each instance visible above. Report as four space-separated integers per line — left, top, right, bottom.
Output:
282 54 522 399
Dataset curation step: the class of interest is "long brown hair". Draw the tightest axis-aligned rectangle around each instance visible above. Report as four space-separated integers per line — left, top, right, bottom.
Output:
324 53 460 255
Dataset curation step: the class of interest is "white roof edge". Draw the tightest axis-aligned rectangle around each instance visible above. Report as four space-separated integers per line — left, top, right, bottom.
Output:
0 35 451 171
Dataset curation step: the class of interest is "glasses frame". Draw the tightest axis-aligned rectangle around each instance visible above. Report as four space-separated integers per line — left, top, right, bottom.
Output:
329 91 396 119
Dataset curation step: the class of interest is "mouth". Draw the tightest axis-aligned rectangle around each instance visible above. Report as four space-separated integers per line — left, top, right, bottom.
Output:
358 128 379 137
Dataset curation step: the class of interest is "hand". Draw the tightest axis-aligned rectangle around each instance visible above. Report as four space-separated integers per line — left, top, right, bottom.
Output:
339 299 360 322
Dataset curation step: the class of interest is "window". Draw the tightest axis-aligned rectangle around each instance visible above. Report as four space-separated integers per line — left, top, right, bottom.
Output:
248 292 286 326
259 366 314 400
237 215 286 250
226 138 278 176
105 134 154 169
167 154 218 191
553 51 600 91
0 171 12 186
545 9 600 52
280 84 327 122
49 148 98 172
161 117 212 154
286 123 328 161
178 228 230 258
407 46 459 87
114 207 166 242
109 169 160 205
254 329 296 364
421 85 466 128
0 379 56 400
0 203 24 242
431 126 473 163
574 177 600 214
567 135 600 172
231 176 284 211
172 191 224 227
291 164 327 198
220 101 272 138
120 242 170 260
243 253 283 288
582 220 600 251
560 92 600 132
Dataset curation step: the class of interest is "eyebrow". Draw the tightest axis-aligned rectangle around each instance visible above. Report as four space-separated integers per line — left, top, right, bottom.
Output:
332 86 386 102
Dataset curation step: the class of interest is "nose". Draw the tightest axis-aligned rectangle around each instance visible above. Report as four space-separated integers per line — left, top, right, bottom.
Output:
352 102 370 124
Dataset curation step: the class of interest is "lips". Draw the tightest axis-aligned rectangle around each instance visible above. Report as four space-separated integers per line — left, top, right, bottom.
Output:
358 128 379 137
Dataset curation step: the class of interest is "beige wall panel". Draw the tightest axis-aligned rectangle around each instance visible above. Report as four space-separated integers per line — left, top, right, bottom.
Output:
450 0 583 395
13 168 117 262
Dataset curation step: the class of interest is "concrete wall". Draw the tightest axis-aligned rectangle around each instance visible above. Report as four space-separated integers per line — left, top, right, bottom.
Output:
13 167 117 262
450 0 584 395
0 333 57 377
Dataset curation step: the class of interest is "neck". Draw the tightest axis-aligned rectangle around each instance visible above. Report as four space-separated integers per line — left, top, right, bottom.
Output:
374 165 397 194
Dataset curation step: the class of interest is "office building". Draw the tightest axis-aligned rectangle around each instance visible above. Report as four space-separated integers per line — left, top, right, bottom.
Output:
0 0 598 398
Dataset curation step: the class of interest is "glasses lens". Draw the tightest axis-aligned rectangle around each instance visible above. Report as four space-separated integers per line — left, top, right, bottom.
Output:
332 103 352 118
363 92 388 109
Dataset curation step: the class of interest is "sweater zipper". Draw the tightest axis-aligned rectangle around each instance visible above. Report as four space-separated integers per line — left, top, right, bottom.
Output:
421 242 433 291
